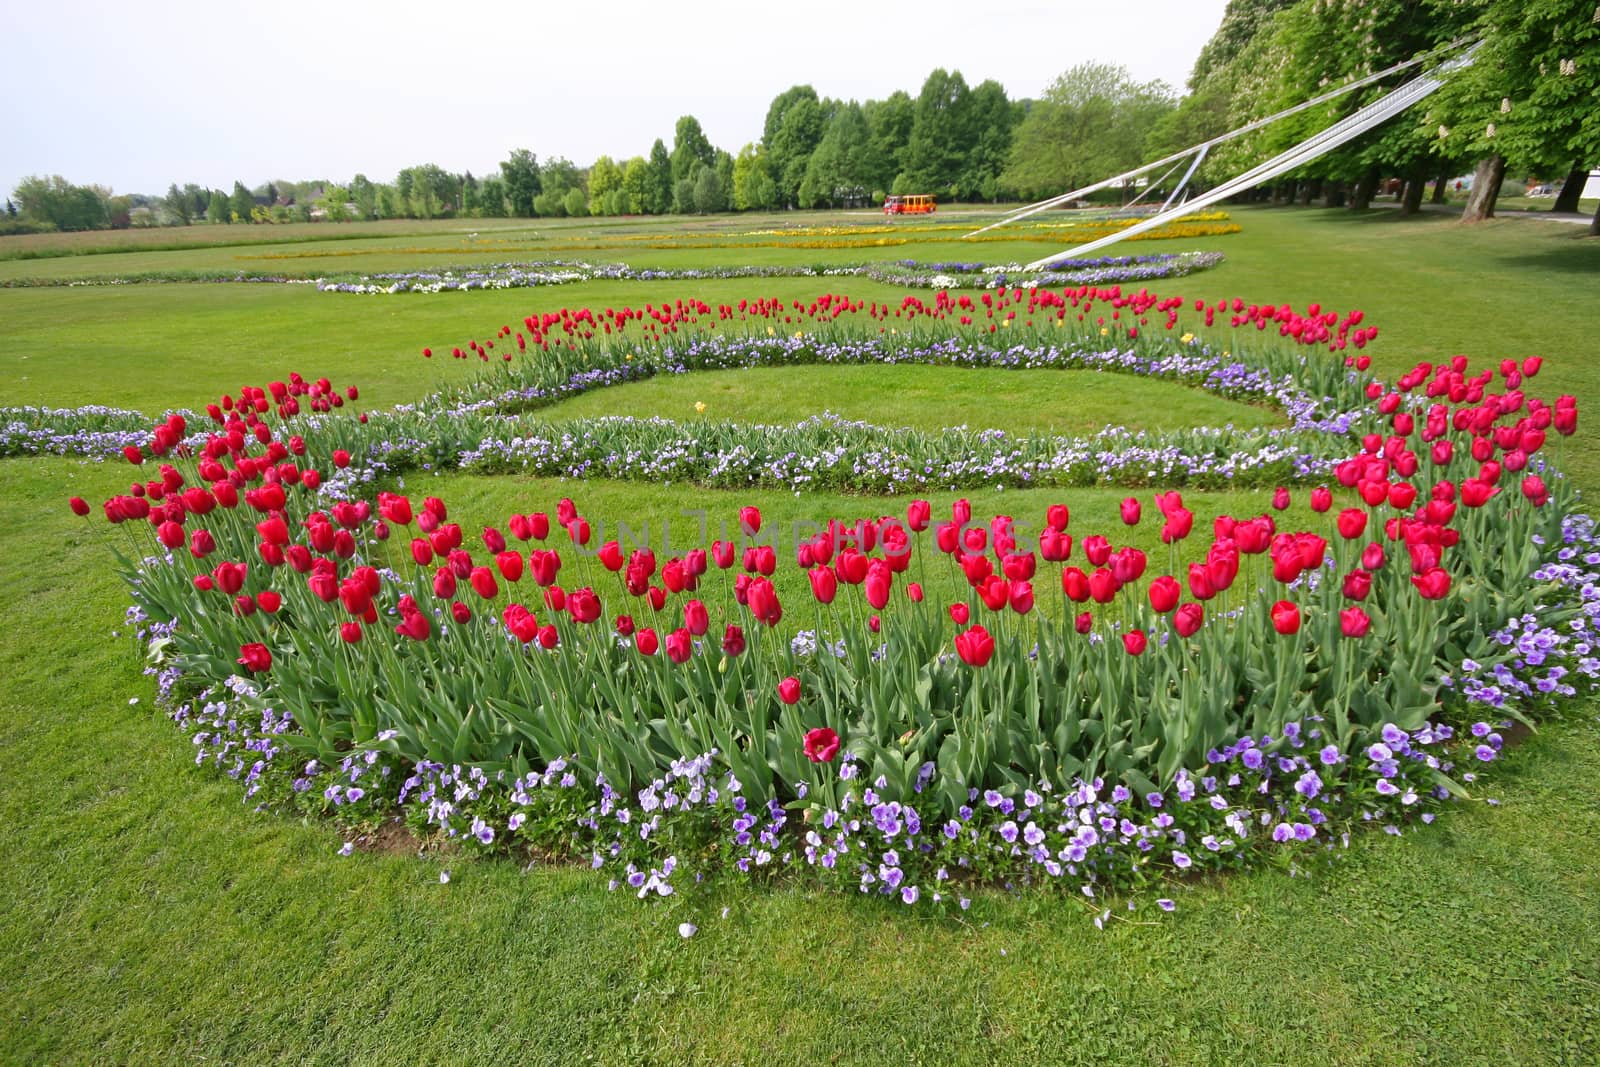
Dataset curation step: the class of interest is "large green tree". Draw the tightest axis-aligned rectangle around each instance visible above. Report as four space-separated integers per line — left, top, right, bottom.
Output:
1001 63 1176 199
670 116 716 184
12 175 109 231
901 69 977 196
731 143 778 211
800 101 883 207
647 140 673 214
499 149 542 217
763 85 827 207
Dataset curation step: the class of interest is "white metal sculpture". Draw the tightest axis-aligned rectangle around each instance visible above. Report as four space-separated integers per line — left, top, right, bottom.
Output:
969 38 1481 267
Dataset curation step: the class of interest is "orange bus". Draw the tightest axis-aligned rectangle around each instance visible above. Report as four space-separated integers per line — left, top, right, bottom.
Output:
884 194 936 216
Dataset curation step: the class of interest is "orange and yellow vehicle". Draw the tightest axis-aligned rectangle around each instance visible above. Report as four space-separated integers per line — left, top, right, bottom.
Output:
883 194 936 216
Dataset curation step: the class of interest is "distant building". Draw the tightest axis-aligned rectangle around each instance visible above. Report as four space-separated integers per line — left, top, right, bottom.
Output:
1584 170 1600 202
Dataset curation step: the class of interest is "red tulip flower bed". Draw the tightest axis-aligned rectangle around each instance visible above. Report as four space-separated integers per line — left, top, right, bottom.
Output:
86 346 1598 912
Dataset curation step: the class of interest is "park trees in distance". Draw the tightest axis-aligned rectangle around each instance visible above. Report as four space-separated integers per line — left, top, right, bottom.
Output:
1002 63 1176 201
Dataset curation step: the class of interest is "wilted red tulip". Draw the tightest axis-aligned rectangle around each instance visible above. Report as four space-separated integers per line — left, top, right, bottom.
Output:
803 726 840 763
237 643 272 672
955 624 995 667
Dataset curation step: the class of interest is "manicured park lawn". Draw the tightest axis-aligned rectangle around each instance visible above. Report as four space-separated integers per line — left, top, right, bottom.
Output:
2 204 1598 1063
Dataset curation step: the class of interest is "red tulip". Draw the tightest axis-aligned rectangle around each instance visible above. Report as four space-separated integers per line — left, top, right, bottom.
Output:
949 602 970 625
665 627 693 664
1340 606 1372 638
1122 629 1147 655
955 624 995 668
257 590 282 614
483 526 507 554
1009 580 1034 615
69 496 90 517
1309 487 1332 513
1148 575 1180 614
777 676 801 704
1173 602 1204 638
1083 535 1111 567
864 565 892 610
484 549 520 581
1120 497 1141 525
567 587 601 624
1088 569 1118 604
683 599 709 636
739 506 762 535
906 499 931 532
237 643 272 672
1343 569 1372 600
722 623 746 657
1412 568 1451 599
1521 476 1549 507
340 621 363 643
1270 600 1301 635
803 726 840 763
1272 487 1291 511
1045 503 1069 531
1074 611 1093 635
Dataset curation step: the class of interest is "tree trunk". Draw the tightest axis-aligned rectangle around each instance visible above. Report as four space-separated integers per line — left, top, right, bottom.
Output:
1460 155 1506 223
1400 162 1428 215
1589 197 1600 237
1350 166 1382 210
1431 165 1451 204
1553 164 1589 213
1323 182 1346 208
1298 180 1320 206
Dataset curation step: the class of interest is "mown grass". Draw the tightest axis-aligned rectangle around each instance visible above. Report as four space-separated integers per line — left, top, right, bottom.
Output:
521 364 1286 434
3 204 1600 1064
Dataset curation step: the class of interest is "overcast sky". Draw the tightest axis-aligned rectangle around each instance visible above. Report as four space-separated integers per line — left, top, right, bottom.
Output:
3 0 1229 200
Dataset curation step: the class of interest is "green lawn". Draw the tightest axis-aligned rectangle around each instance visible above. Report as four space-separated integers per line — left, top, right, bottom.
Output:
522 364 1286 434
3 204 1599 1064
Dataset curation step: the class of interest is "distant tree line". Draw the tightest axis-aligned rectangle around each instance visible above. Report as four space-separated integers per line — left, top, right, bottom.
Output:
9 13 1596 235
